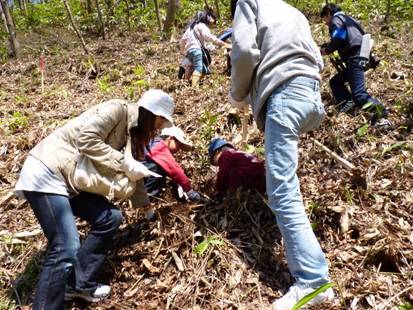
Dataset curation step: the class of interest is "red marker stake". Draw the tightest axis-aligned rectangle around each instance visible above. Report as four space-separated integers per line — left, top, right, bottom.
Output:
39 54 46 93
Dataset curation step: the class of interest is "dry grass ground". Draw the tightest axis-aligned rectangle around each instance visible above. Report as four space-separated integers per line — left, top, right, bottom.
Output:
0 20 412 309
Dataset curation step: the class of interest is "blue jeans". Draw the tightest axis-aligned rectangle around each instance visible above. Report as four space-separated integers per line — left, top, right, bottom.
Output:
264 76 329 287
187 48 208 74
330 56 374 106
24 191 123 310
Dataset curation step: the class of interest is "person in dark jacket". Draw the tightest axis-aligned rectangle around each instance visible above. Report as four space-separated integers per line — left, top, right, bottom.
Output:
320 4 389 124
218 28 233 75
208 138 266 197
142 126 201 202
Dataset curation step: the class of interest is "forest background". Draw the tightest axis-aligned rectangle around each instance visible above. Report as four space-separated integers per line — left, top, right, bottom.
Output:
0 0 412 309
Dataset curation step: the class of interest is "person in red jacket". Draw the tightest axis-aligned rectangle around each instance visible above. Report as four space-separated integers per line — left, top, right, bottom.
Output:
208 138 265 198
143 126 201 202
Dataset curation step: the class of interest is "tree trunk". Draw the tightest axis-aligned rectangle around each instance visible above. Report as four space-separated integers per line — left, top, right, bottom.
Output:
17 0 23 10
0 0 20 57
203 0 210 11
83 0 93 14
163 0 177 38
95 0 106 39
214 0 220 20
62 0 89 54
384 0 391 24
124 0 131 31
153 0 161 31
104 0 114 17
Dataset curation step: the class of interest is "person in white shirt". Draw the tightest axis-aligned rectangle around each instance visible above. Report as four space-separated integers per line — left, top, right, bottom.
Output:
180 10 231 86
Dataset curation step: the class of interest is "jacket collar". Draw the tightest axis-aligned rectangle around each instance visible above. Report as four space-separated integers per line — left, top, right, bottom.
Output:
127 103 139 131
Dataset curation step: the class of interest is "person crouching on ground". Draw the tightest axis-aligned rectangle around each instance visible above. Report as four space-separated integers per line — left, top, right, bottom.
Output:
142 126 202 203
208 138 265 199
179 10 231 86
320 3 389 125
14 89 175 309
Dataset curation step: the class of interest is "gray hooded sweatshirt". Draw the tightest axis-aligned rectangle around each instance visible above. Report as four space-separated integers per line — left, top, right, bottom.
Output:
230 0 323 131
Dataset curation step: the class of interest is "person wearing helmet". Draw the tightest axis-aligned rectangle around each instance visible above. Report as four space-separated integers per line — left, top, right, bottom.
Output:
142 126 202 204
208 138 265 198
230 0 334 308
320 4 389 125
14 89 175 308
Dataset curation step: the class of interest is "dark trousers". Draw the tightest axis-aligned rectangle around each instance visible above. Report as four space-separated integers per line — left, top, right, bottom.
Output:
329 56 372 107
24 191 123 310
143 161 167 198
143 160 182 200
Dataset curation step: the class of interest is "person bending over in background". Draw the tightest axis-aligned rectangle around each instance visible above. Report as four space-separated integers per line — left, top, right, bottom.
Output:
320 3 389 125
179 10 231 86
14 89 175 309
229 0 335 308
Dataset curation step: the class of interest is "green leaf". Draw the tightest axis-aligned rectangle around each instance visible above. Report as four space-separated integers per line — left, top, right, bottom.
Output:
194 239 209 256
381 141 406 156
362 101 374 110
194 236 223 256
291 282 335 310
356 123 369 137
399 302 413 310
208 237 224 246
245 144 256 154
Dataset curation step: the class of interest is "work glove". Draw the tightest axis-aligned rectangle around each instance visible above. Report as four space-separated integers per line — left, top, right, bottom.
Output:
228 92 249 111
186 189 201 202
122 157 152 181
145 207 156 221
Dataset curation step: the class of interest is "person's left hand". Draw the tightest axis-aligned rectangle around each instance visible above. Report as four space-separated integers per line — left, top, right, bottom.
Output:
223 43 232 49
228 92 249 111
186 189 201 202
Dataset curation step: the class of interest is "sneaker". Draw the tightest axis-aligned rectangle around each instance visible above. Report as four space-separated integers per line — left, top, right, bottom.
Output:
338 100 355 113
372 118 392 128
272 283 335 310
65 283 111 302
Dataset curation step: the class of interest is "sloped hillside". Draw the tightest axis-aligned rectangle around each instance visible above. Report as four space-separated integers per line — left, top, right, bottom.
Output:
0 21 412 309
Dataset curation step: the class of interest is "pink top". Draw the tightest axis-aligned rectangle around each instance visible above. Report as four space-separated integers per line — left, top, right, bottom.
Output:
180 23 225 54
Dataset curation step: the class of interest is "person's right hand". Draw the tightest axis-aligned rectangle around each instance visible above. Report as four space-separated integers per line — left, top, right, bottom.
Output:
186 189 201 202
122 157 150 181
224 43 232 49
228 92 249 111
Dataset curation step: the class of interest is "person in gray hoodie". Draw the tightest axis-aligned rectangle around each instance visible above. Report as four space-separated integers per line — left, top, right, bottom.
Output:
229 0 335 308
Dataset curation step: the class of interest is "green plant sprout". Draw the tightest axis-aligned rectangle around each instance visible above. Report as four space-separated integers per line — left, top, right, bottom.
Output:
291 282 335 310
97 75 111 93
194 236 224 256
0 111 29 134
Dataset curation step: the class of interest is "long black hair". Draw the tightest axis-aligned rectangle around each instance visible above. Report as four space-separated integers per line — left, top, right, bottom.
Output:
189 10 216 30
320 3 342 17
129 106 158 160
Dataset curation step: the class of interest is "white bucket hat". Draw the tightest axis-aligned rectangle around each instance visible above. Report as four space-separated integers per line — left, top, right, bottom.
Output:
138 89 174 128
161 126 193 151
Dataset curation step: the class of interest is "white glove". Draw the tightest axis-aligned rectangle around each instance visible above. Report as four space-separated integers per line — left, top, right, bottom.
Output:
122 157 152 181
228 92 249 110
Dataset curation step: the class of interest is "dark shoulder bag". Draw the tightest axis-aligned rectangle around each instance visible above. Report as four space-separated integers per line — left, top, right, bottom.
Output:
193 28 212 68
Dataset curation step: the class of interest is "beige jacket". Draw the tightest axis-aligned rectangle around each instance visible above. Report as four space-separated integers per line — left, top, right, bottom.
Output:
30 99 148 206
